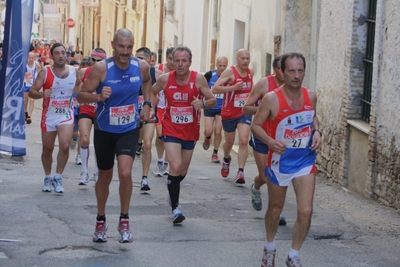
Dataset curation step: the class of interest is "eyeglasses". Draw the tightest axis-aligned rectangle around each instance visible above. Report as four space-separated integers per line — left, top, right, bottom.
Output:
91 58 102 62
137 56 145 60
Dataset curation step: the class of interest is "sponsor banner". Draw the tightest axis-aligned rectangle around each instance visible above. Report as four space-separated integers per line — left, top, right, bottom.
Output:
0 0 34 156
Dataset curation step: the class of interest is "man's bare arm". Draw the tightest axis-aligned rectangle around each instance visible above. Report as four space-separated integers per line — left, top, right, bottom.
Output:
28 69 47 99
242 77 269 115
212 68 242 94
77 62 106 103
193 73 216 110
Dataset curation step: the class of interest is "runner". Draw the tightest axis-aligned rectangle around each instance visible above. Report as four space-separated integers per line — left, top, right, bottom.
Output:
77 50 107 185
251 52 322 267
202 56 228 163
77 28 152 243
212 49 253 185
151 46 216 224
29 43 80 194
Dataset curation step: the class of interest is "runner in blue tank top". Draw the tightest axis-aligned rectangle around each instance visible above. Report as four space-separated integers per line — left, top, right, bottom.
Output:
202 56 228 164
78 28 153 244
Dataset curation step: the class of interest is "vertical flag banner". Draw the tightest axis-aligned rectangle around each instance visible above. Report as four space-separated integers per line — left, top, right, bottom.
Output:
0 0 34 156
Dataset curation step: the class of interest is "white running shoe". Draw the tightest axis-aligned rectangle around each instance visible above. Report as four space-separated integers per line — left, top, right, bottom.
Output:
42 177 52 192
172 206 185 224
79 172 89 185
75 154 82 165
52 177 64 194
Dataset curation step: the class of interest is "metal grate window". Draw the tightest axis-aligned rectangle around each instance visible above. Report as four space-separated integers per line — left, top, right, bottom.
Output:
361 0 377 123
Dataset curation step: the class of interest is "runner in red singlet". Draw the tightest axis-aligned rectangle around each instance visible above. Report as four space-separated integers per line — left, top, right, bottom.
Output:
77 48 107 186
152 46 216 224
212 49 254 185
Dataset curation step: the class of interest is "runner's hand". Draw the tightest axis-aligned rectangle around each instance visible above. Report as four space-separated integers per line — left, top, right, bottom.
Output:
99 86 112 101
191 96 203 111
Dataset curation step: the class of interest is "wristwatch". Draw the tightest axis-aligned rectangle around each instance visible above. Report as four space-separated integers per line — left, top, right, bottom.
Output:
203 99 208 108
143 101 152 108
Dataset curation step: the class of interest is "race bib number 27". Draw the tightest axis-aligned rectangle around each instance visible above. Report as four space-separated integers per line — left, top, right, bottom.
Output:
283 125 312 149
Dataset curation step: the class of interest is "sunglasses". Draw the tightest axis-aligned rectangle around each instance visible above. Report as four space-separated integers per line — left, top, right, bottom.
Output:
92 58 103 62
137 56 145 60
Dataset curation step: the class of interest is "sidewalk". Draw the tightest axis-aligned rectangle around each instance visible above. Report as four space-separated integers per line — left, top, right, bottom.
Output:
0 106 399 267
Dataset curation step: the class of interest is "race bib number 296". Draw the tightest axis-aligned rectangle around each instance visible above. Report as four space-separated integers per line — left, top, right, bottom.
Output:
170 106 193 124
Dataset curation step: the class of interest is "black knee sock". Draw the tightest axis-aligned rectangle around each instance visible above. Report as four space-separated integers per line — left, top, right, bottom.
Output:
178 174 186 183
167 175 180 211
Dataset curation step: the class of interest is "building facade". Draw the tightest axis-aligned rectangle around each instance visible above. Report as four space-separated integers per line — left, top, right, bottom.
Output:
25 0 399 209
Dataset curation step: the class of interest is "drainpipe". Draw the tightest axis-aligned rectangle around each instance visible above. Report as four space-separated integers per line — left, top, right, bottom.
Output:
158 0 164 64
310 0 318 91
274 0 282 57
141 0 148 47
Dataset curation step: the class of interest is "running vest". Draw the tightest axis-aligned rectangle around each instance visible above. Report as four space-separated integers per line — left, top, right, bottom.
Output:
42 65 76 120
138 65 156 110
95 57 142 133
266 87 316 173
259 74 280 132
207 70 223 110
24 63 37 88
221 66 252 120
157 63 167 108
79 67 96 118
162 70 201 141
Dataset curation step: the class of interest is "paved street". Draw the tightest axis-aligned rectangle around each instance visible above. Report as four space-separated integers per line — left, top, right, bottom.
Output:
0 107 399 267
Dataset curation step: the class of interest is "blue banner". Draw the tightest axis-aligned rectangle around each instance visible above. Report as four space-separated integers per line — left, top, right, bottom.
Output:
0 0 34 156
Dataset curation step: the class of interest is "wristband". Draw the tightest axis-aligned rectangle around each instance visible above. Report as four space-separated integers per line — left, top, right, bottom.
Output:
313 129 322 137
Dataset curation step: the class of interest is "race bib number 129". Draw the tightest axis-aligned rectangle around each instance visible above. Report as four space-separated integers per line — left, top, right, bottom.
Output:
109 104 135 125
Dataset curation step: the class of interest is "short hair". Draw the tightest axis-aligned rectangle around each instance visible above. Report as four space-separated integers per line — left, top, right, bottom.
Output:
172 46 192 62
151 52 157 57
136 47 151 58
272 55 282 68
80 56 92 67
93 47 106 54
166 47 175 57
280 52 306 72
50 42 66 56
69 60 79 66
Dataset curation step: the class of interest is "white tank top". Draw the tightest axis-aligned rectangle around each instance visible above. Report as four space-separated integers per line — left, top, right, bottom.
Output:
24 63 37 87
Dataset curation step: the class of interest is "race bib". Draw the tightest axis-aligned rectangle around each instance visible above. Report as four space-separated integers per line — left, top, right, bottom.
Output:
283 125 312 149
138 95 144 110
170 106 193 124
24 72 34 86
234 93 249 107
49 99 69 114
214 93 223 99
109 104 135 125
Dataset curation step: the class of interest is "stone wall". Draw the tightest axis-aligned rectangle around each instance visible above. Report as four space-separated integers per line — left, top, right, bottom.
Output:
315 0 400 209
369 1 400 208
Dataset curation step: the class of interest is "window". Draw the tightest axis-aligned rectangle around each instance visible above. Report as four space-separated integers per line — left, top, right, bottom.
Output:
361 0 377 123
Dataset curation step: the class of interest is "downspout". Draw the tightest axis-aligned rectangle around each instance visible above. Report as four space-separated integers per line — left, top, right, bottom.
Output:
158 0 164 64
310 0 318 91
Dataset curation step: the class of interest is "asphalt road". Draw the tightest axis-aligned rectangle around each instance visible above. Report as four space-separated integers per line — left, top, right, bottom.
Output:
0 107 399 267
